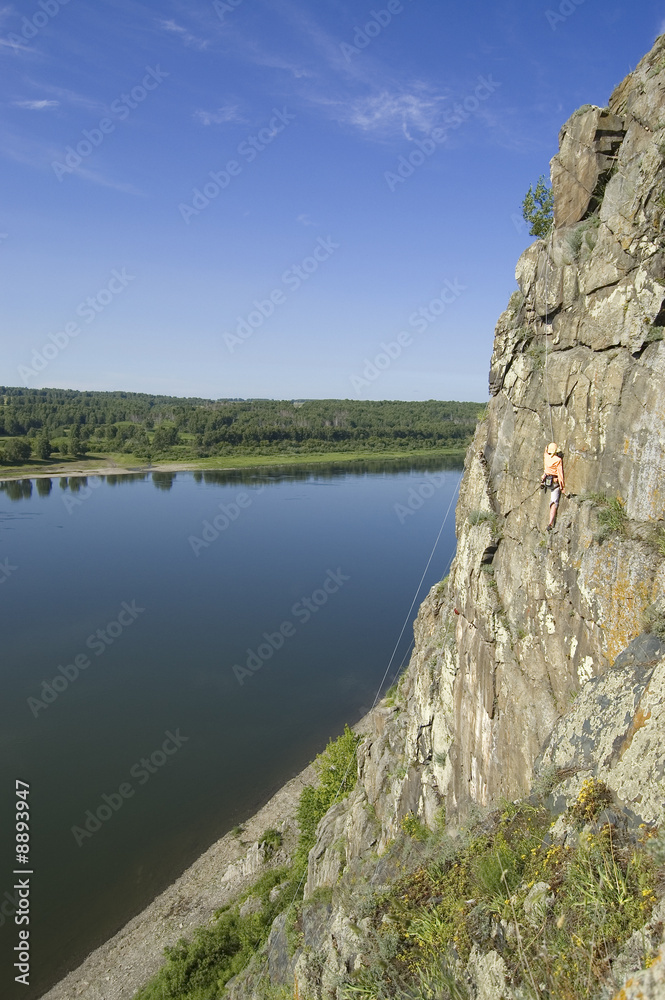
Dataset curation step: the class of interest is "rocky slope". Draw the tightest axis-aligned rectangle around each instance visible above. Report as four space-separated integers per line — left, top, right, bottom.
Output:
229 34 665 1000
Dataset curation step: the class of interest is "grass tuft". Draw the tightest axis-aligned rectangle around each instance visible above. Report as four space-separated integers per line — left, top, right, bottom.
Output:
643 601 665 640
583 492 628 541
339 790 662 1000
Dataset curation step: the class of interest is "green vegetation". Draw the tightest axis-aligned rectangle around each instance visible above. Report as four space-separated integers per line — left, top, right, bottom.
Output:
583 492 629 541
0 387 484 472
383 683 400 708
653 525 665 557
522 175 554 239
134 754 662 1000
467 509 494 528
294 725 361 881
2 437 31 463
400 811 430 841
645 324 665 344
566 214 601 261
507 290 525 314
260 828 283 861
340 780 661 1000
467 508 502 539
643 601 665 640
134 726 361 1000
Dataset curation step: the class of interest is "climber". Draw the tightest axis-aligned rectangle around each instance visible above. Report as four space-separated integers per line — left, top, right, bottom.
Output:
541 442 565 531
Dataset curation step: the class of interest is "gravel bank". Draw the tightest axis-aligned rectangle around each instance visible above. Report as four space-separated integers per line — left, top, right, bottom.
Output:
40 763 316 1000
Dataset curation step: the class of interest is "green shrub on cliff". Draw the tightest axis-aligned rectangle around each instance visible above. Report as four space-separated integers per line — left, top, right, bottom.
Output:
643 601 665 639
292 725 361 887
341 785 661 1000
584 492 628 541
522 175 554 238
134 726 360 1000
653 525 665 557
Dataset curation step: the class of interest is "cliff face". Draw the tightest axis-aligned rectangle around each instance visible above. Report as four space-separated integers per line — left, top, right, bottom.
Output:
218 39 665 1000
302 33 665 903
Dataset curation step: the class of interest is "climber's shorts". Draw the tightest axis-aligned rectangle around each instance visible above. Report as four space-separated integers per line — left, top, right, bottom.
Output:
550 486 561 506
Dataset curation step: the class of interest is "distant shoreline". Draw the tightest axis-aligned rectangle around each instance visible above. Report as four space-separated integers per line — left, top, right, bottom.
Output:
0 448 466 484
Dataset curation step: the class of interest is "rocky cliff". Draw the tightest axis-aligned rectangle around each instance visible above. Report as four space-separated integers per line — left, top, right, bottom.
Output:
301 24 665 881
238 33 665 1000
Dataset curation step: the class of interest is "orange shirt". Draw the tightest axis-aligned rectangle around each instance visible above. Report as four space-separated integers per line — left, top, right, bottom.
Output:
543 453 565 490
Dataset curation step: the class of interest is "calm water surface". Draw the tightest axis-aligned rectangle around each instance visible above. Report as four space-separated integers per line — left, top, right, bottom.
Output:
0 459 461 998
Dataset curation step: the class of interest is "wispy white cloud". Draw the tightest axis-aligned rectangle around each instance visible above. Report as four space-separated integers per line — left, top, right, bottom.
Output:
0 36 33 53
193 103 245 126
0 126 143 195
13 99 60 110
297 213 315 227
58 164 145 195
240 41 312 80
225 1 451 143
158 18 209 51
26 81 104 112
342 88 448 139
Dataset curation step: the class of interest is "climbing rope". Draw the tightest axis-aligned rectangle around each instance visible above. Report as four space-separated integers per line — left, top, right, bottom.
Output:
542 227 555 443
256 471 463 990
369 472 462 713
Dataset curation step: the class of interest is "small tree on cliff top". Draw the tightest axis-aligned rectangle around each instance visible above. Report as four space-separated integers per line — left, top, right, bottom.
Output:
522 175 554 238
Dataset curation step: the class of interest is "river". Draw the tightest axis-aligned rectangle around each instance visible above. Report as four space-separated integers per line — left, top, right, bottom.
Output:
0 457 461 998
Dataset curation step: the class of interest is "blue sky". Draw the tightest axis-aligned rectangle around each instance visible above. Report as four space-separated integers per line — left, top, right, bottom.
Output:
1 0 664 402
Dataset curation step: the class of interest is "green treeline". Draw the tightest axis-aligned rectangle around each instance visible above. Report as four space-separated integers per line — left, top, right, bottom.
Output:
0 387 485 464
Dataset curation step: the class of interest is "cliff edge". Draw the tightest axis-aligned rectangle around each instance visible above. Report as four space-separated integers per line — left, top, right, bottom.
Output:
259 33 665 1000
302 26 665 879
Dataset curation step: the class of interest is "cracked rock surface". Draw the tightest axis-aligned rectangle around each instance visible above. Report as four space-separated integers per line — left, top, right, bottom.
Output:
291 35 665 993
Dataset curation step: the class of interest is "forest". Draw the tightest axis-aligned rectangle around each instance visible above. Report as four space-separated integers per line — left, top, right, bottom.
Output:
0 387 485 466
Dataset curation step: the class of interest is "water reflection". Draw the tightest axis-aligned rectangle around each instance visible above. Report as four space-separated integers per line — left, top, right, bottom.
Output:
0 479 33 502
152 472 176 491
199 454 464 487
106 473 147 486
0 455 464 504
